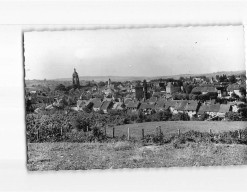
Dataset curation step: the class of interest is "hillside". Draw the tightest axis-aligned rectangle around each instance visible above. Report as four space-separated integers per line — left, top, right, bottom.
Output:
53 70 245 82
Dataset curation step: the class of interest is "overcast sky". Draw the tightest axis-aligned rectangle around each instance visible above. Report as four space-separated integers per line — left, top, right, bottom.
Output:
24 26 245 80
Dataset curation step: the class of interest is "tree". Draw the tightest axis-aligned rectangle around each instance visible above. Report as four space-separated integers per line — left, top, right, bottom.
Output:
219 74 228 82
179 76 185 81
26 99 33 112
239 87 246 97
208 92 218 99
239 107 247 120
229 75 237 84
71 116 91 131
198 113 209 121
225 112 241 121
98 81 105 87
185 84 193 94
171 113 190 121
55 84 66 91
231 92 239 99
198 94 210 101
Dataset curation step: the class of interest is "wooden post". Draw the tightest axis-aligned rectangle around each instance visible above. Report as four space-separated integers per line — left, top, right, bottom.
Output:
238 130 241 140
113 127 115 138
105 125 107 136
142 128 144 139
37 129 39 141
178 128 180 136
209 129 212 135
87 126 89 132
127 128 130 140
60 127 63 136
159 126 162 135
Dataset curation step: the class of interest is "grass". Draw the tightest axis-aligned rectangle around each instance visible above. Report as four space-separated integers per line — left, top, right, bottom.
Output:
105 121 247 139
27 141 247 171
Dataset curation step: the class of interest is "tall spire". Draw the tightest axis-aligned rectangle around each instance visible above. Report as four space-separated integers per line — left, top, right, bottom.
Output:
72 68 80 88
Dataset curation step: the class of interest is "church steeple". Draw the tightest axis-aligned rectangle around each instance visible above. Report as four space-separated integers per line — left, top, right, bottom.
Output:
108 78 111 88
72 68 80 87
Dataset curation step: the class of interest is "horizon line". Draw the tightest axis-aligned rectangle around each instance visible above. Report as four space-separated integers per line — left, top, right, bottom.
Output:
25 69 246 80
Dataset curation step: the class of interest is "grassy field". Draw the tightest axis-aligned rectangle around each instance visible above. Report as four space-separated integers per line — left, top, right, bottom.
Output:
105 121 247 139
27 141 247 171
27 121 247 171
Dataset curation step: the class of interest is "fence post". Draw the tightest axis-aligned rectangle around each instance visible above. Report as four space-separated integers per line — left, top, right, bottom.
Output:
113 127 115 138
178 128 180 136
238 130 241 140
60 127 63 136
209 129 212 135
105 125 107 136
87 126 89 132
37 128 39 142
142 128 144 139
127 128 130 140
159 126 162 135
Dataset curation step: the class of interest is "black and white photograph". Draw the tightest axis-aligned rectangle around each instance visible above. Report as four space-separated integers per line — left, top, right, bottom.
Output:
24 25 247 171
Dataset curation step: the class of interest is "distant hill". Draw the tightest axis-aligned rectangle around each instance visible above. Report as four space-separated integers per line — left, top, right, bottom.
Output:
150 70 246 80
53 70 245 82
55 76 149 82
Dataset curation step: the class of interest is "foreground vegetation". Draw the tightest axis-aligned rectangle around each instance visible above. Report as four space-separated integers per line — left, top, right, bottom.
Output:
27 141 247 171
27 128 247 170
26 108 247 171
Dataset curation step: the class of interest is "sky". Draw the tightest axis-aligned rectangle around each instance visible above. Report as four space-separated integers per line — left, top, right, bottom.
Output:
24 26 245 80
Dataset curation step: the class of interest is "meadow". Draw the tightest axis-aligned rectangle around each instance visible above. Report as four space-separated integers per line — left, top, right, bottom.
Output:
105 121 247 139
27 141 247 171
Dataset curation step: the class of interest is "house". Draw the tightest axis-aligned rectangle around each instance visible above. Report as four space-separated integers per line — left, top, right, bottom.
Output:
124 98 132 105
227 84 244 97
92 100 103 112
173 100 188 114
197 103 220 118
197 104 210 116
165 93 173 100
166 82 181 94
147 96 158 104
100 100 113 113
103 88 114 96
77 99 88 111
126 101 140 112
184 100 200 118
217 104 232 119
191 86 217 94
155 99 166 112
227 101 245 112
112 102 125 110
164 100 177 113
85 101 94 110
45 104 54 110
139 103 155 115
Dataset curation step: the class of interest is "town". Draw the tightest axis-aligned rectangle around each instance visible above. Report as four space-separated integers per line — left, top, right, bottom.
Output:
25 68 247 123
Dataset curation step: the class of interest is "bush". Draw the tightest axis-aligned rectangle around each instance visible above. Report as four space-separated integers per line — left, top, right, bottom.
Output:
171 113 190 121
55 84 66 91
225 112 242 121
71 117 91 132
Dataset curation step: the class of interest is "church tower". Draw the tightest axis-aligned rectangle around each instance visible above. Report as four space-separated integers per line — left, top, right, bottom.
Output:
72 68 80 87
108 78 111 88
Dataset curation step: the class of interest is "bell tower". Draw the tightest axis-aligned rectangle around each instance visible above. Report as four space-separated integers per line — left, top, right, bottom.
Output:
72 68 80 87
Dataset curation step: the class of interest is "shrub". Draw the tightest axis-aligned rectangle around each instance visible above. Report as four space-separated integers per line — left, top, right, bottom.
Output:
171 113 190 121
225 112 242 121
